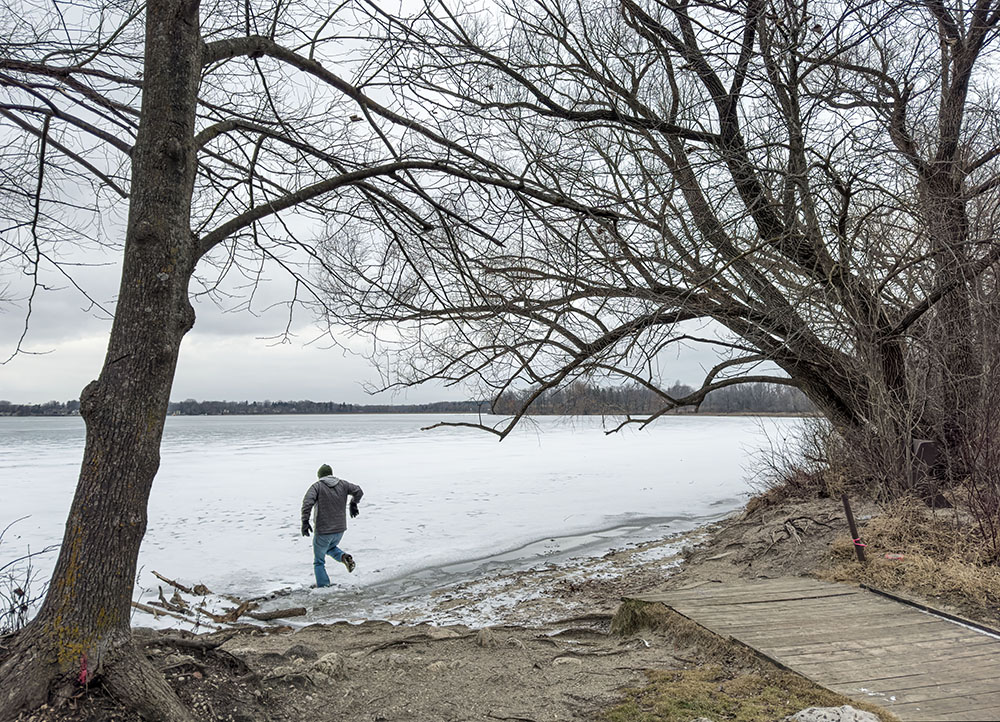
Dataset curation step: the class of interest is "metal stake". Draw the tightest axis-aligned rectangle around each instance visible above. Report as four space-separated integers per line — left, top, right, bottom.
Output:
842 493 866 563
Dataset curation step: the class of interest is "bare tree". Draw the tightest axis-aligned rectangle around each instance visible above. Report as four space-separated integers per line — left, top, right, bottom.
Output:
4 0 1000 714
0 0 527 718
324 0 1000 492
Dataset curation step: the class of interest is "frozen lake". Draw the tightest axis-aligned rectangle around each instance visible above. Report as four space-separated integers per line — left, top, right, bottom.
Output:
0 413 800 622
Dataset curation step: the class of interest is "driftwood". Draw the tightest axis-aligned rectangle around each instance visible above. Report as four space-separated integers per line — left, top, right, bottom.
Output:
363 631 475 654
157 586 189 613
152 571 194 595
247 607 307 621
135 573 307 628
143 632 237 650
152 570 212 596
195 600 258 624
131 600 223 630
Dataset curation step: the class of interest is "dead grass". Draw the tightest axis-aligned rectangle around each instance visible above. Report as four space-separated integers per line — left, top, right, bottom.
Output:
818 499 1000 619
609 599 671 636
603 664 898 722
612 600 757 664
745 469 837 517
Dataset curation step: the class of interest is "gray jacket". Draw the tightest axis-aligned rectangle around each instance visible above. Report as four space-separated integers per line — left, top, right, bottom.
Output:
301 475 364 535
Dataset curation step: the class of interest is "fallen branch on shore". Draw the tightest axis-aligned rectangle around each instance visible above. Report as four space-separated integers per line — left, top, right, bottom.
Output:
247 607 307 621
142 632 238 650
131 600 224 630
134 572 307 629
760 515 837 555
152 571 195 595
195 600 258 623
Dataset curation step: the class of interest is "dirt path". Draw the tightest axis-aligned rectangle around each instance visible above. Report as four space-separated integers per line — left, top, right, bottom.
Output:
167 530 698 722
212 619 684 722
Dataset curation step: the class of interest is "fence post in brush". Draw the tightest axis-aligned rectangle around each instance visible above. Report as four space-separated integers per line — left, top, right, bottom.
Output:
841 493 867 563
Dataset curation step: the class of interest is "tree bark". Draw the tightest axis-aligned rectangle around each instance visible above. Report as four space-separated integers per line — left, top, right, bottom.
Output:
919 168 980 478
0 0 202 718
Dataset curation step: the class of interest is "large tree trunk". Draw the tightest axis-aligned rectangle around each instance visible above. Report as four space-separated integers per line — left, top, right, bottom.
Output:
0 1 203 718
920 169 980 480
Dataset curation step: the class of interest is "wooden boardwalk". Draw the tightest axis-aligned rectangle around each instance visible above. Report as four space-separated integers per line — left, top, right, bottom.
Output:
635 577 1000 721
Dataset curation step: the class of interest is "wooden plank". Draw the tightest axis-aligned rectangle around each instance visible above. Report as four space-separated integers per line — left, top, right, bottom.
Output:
921 710 1000 722
668 613 1000 659
823 660 1000 689
863 585 1000 638
671 598 879 621
822 653 1000 685
666 594 871 616
697 618 944 642
689 613 977 651
676 598 873 615
769 636 999 665
898 709 976 722
689 610 943 635
666 591 860 607
669 576 836 590
889 687 1000 714
658 577 840 596
732 621 979 648
654 587 851 604
932 703 1000 721
640 581 855 604
681 598 902 618
792 637 1000 664
694 620 934 641
722 629 961 653
853 674 1000 705
669 588 898 609
636 577 1000 721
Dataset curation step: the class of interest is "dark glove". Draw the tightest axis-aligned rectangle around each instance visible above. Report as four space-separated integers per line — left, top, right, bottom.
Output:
301 521 312 537
349 502 359 519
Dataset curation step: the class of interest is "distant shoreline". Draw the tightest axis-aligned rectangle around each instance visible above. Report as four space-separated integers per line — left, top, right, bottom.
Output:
0 407 815 418
4 380 815 417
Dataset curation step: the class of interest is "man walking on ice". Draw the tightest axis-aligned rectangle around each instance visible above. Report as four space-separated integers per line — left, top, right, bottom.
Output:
301 463 364 587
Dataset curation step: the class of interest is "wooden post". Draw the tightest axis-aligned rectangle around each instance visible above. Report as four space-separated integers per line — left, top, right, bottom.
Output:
841 493 866 563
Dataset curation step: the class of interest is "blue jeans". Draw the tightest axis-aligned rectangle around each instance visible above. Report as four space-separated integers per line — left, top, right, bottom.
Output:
313 531 346 587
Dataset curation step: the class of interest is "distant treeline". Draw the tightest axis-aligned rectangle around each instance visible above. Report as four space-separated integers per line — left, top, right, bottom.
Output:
492 381 815 415
166 399 485 415
3 382 813 417
0 398 484 416
0 399 82 416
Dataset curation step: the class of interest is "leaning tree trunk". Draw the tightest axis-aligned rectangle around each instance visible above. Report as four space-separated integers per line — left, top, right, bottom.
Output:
920 169 981 482
0 1 203 719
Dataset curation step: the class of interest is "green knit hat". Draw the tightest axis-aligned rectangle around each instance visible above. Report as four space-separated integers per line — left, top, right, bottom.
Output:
317 464 332 478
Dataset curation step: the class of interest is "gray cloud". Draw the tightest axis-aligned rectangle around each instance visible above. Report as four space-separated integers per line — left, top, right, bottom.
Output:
1 245 749 405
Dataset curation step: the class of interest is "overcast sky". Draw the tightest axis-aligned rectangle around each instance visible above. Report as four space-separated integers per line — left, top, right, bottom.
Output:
0 258 449 404
0 162 724 406
0 249 725 405
0 267 718 405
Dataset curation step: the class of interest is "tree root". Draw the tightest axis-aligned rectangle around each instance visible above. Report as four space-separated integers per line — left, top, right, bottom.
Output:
102 647 195 722
143 631 237 651
0 625 195 722
0 632 54 720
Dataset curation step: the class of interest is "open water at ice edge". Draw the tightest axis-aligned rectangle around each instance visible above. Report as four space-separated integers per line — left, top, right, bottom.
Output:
0 413 803 623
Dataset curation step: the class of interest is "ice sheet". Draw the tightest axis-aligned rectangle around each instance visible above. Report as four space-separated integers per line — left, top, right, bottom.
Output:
0 413 800 625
